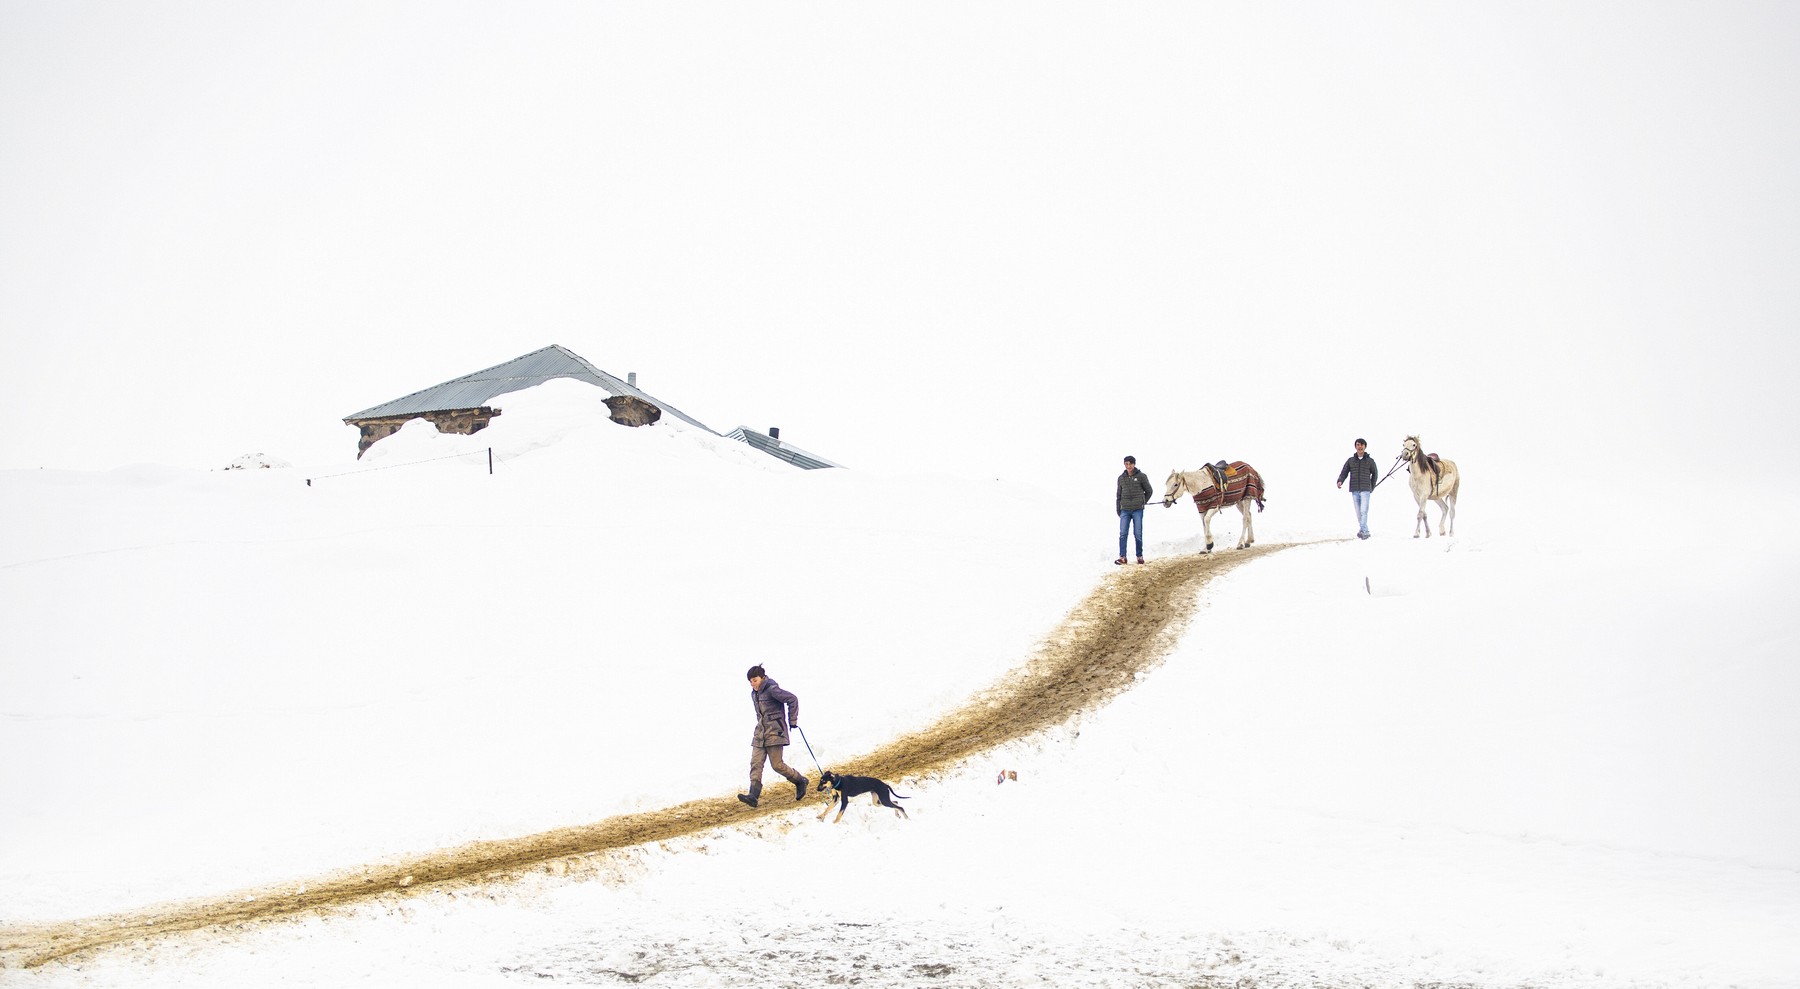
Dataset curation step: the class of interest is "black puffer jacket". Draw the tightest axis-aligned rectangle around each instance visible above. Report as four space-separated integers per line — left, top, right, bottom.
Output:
1117 468 1154 512
1337 453 1379 493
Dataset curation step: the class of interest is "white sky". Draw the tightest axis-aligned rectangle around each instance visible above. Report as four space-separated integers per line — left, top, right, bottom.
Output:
3 2 1797 494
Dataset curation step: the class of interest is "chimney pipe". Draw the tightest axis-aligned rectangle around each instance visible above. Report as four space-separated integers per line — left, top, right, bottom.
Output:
770 427 780 440
628 372 637 387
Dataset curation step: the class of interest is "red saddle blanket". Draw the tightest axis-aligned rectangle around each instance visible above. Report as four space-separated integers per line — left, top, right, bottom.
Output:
1193 462 1265 512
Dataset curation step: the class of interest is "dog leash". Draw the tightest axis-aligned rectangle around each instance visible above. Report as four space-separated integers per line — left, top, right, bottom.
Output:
793 724 823 777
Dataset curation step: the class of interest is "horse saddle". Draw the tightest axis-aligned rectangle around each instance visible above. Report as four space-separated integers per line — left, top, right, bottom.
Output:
1193 461 1263 512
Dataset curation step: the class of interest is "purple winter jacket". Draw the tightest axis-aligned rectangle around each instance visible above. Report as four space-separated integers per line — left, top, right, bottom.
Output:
750 678 800 747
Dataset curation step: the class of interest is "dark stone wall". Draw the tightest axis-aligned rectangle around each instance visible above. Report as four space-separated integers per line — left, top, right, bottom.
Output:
604 395 662 427
347 406 501 458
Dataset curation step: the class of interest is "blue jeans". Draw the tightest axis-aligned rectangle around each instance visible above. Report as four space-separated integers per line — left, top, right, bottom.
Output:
1349 490 1371 536
1118 509 1144 558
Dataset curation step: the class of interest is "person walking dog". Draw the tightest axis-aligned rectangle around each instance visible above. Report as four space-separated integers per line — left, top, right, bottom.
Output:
738 665 807 808
1336 437 1379 540
1116 455 1153 564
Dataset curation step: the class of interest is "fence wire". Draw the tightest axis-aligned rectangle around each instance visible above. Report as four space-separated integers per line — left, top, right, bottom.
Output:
305 448 493 486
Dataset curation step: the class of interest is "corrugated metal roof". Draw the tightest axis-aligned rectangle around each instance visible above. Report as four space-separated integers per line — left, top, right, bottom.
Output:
343 344 716 433
724 427 844 470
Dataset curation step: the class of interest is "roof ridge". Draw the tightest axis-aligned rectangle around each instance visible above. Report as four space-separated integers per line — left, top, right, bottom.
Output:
467 343 564 379
344 344 577 420
341 344 718 436
340 345 561 420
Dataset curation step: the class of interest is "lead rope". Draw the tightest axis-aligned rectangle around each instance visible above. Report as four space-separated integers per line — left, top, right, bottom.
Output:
1373 454 1407 489
794 724 823 778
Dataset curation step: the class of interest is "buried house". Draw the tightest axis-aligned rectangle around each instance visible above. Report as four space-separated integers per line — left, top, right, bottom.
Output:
342 344 842 469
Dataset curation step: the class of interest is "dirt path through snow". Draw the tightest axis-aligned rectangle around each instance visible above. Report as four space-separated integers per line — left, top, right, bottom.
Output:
1 542 1300 969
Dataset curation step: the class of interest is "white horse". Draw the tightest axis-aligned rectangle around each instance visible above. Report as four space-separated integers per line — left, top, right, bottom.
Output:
1161 462 1266 553
1399 436 1458 538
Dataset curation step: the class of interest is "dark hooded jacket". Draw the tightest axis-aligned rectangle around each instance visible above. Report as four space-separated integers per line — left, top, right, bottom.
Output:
750 677 799 747
1117 468 1154 513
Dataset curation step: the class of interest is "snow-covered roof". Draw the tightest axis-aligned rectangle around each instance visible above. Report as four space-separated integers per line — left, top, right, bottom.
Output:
342 344 716 434
723 427 843 470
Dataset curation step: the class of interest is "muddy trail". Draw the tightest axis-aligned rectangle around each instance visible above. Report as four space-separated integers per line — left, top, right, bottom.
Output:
2 543 1300 969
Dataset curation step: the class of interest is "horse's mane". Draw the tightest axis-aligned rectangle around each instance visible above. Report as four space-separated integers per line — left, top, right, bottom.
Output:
1405 435 1443 482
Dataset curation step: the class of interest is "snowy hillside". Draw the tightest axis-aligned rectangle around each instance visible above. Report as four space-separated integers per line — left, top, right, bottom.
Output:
2 382 1797 987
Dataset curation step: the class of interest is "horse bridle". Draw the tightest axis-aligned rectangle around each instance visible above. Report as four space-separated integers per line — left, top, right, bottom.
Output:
1163 472 1191 506
1387 441 1442 494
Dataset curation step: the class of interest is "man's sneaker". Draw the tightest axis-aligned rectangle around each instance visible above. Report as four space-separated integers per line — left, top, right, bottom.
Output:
736 793 758 809
795 778 808 801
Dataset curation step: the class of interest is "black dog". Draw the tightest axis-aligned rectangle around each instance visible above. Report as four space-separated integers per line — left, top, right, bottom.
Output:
816 770 910 823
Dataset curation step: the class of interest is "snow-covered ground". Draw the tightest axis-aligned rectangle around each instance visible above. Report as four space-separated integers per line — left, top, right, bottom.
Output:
3 383 1798 987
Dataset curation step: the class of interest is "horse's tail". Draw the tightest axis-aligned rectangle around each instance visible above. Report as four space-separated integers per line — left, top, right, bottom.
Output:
1245 465 1266 512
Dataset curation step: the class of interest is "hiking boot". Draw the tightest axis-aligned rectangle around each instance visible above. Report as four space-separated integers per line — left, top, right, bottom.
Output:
1136 557 1146 564
1114 557 1127 565
795 777 808 801
736 793 758 809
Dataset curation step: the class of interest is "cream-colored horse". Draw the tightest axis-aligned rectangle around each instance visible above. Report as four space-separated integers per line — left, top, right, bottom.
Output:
1399 436 1458 537
1161 464 1264 553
